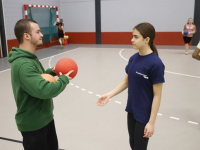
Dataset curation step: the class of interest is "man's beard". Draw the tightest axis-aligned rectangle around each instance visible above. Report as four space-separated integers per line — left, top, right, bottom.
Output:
31 38 43 47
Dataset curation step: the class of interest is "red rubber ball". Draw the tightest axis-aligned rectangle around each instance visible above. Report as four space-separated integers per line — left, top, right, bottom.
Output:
55 58 78 78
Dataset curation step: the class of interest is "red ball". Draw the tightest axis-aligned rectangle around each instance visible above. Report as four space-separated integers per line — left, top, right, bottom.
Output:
55 58 78 78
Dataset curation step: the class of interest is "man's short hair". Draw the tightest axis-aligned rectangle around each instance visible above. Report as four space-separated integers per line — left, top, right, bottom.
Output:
14 19 37 44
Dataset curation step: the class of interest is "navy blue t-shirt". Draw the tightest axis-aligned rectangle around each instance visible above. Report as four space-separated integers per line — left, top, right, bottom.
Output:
125 52 165 124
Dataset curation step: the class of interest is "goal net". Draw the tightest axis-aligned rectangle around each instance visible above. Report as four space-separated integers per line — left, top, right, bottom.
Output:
24 4 59 43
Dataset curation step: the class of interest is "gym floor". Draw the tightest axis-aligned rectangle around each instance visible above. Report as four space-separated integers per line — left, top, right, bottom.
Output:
0 44 200 150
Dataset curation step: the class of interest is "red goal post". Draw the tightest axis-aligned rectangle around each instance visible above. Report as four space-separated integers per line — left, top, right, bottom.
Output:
24 4 59 22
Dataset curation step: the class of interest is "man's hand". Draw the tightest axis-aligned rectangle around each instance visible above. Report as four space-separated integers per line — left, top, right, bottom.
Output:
59 70 74 80
52 67 56 73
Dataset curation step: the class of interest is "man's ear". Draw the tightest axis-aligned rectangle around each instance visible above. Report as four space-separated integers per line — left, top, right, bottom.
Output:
24 33 30 40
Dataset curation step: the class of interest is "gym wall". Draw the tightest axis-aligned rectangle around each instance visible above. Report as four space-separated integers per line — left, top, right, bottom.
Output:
60 0 96 44
2 0 61 56
61 0 195 45
1 0 196 57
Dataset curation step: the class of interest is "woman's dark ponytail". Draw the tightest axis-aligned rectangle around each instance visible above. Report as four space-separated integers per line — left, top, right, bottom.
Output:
150 43 158 56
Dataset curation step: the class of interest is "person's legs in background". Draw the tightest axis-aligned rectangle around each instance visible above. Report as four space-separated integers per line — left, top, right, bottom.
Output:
185 43 189 54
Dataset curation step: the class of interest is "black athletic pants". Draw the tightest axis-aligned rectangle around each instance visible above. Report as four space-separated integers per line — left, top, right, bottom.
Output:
21 119 58 150
127 113 149 150
183 36 192 44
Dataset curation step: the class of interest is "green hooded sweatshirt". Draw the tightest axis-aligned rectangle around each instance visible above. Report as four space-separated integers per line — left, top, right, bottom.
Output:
8 47 69 132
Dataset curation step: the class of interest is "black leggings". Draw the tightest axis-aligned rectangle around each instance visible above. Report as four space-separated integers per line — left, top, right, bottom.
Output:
127 113 149 150
183 36 192 44
21 119 58 150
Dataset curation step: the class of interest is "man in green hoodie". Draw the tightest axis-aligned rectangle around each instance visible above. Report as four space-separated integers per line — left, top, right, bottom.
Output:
8 19 73 150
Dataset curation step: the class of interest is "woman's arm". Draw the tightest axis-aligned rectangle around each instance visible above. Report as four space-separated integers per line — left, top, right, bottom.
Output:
182 25 186 34
143 83 163 138
191 25 196 34
96 74 128 106
149 83 163 124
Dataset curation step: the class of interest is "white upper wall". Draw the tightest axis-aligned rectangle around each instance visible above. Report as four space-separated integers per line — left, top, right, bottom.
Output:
60 0 95 32
3 0 60 40
101 0 195 32
3 0 196 39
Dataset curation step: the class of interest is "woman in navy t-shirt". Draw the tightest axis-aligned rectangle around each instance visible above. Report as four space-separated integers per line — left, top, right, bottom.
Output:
96 22 165 150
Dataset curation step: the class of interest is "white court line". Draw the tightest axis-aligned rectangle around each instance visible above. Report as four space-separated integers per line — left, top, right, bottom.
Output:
40 47 80 61
188 121 199 125
115 101 122 104
48 48 80 68
96 94 101 97
119 49 128 61
0 47 80 74
119 48 200 79
0 68 11 73
68 83 199 127
48 56 54 68
165 71 200 79
88 91 93 94
170 116 180 120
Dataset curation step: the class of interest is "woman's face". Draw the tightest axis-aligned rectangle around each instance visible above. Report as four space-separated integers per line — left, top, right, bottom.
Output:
131 29 146 50
188 19 193 24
